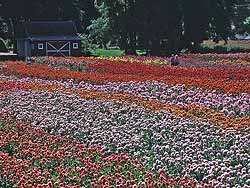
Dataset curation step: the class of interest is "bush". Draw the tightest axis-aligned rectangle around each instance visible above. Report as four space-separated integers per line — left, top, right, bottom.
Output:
0 38 8 52
213 46 228 53
5 39 13 51
79 34 98 56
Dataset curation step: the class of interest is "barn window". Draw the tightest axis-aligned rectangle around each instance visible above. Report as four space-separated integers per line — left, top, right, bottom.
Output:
73 43 78 49
38 43 43 50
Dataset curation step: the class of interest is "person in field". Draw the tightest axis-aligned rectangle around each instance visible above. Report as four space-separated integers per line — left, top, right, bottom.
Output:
26 57 32 65
170 54 179 66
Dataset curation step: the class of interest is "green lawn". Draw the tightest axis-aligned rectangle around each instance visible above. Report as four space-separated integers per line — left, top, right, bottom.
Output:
92 49 148 57
92 49 125 56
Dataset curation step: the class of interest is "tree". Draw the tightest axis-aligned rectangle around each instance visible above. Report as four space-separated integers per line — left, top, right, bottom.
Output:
209 0 237 42
87 2 111 48
242 17 250 33
97 0 238 55
182 0 238 50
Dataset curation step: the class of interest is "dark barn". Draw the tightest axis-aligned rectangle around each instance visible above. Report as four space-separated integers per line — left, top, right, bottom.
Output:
16 21 81 58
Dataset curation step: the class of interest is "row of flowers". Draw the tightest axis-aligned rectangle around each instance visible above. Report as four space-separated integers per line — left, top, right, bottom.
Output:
85 60 250 80
32 56 170 67
186 53 250 62
87 55 250 69
33 54 250 70
1 76 249 130
32 57 250 80
92 56 170 65
3 61 250 94
76 81 250 117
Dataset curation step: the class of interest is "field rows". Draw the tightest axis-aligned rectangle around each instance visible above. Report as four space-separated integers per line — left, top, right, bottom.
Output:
0 54 250 187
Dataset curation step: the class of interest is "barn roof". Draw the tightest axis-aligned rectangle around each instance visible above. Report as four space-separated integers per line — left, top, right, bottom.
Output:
16 21 80 40
28 36 81 41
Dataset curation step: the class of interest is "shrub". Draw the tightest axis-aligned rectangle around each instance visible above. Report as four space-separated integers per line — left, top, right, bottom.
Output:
0 38 8 52
79 34 98 56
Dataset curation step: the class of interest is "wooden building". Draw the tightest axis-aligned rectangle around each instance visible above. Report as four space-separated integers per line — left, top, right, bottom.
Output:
15 21 81 58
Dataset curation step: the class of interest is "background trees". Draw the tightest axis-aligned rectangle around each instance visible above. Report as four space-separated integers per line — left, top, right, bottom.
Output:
234 0 250 34
0 0 245 55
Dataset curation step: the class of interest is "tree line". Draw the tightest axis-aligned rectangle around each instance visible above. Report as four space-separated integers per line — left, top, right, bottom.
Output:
0 0 247 55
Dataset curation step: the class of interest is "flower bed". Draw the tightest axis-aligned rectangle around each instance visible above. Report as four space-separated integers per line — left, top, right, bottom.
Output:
0 54 250 187
1 114 203 188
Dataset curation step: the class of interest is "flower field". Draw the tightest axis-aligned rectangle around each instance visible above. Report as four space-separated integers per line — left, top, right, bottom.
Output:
0 53 250 188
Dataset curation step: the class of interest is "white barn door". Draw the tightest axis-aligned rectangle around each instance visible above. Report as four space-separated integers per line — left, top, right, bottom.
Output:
46 41 71 56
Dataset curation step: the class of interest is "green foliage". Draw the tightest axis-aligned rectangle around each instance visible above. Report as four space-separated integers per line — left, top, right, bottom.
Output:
5 39 13 50
243 17 250 25
0 17 11 41
0 176 13 188
87 2 111 49
243 17 250 33
136 50 148 56
79 34 98 56
87 17 110 47
0 119 7 131
87 3 112 49
4 142 19 156
0 38 8 52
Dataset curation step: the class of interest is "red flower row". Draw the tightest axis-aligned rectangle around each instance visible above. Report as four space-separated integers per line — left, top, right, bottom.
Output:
3 62 250 94
84 58 250 80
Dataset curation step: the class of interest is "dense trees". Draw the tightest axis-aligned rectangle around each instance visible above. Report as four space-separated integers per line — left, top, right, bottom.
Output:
0 0 243 55
98 0 239 55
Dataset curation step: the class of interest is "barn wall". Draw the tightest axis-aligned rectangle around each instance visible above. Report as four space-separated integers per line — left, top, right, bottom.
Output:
31 41 46 56
24 40 32 57
17 39 32 58
17 39 25 58
70 40 81 56
30 40 81 57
